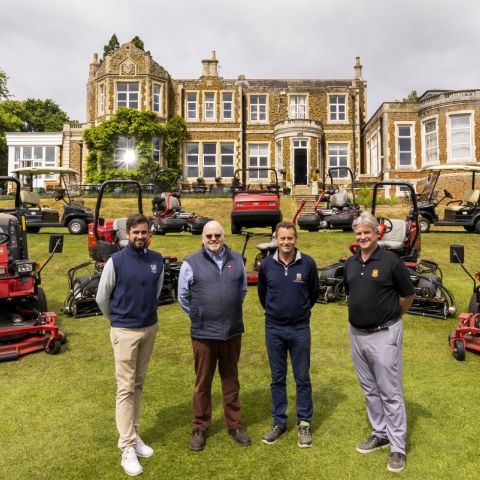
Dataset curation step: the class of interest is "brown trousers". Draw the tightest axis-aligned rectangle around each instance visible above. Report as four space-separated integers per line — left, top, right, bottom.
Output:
192 335 242 431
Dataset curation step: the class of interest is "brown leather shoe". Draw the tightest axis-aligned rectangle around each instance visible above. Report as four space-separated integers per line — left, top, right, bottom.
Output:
189 429 206 451
228 428 252 446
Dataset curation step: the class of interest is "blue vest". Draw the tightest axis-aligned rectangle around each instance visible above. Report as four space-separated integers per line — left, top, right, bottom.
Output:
186 246 244 340
110 244 163 328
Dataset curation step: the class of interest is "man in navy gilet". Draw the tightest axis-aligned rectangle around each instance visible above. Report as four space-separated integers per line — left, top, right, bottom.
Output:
97 213 164 477
178 220 250 451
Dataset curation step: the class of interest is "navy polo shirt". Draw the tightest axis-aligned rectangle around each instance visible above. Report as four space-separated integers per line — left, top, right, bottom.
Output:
343 246 415 329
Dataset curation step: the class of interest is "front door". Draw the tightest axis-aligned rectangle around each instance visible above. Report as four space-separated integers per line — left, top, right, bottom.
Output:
294 148 307 185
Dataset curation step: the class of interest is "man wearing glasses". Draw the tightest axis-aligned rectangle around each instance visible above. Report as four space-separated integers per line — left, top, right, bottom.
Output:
178 221 250 451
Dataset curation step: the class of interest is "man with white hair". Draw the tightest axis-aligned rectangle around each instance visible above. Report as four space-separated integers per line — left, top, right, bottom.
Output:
344 212 415 473
178 221 250 451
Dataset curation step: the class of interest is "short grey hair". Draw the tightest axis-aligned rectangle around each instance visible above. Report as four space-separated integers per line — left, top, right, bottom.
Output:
352 212 379 234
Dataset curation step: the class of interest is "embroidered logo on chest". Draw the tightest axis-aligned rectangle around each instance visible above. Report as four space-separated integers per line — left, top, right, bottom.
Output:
372 269 379 278
151 264 158 274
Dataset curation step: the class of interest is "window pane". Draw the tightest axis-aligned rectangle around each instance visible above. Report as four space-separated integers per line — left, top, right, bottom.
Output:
203 143 216 155
117 84 127 91
398 127 411 137
187 93 196 102
129 83 139 91
45 147 55 162
221 143 234 154
186 143 198 155
399 152 411 165
451 115 469 128
399 138 411 151
116 137 127 148
153 137 160 149
223 93 232 101
258 144 268 155
34 147 43 159
23 147 32 159
221 166 234 177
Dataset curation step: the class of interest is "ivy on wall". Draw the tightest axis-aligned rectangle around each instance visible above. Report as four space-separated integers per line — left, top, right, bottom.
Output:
83 108 186 183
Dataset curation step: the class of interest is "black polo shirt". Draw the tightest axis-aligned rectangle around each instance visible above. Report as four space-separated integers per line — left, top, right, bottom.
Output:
343 246 415 329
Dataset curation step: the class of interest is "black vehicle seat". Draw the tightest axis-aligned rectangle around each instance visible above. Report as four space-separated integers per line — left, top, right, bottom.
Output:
0 214 21 261
444 189 480 214
329 189 348 208
20 191 58 215
112 218 129 249
378 220 407 251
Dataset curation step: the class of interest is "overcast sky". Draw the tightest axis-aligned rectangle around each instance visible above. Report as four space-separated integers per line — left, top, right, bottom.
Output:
2 0 479 123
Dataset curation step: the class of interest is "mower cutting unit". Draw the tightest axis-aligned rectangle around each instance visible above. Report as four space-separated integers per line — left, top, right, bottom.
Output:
62 180 181 318
239 230 278 285
448 244 480 360
296 167 361 232
230 168 282 234
316 182 456 319
149 169 212 235
0 177 65 362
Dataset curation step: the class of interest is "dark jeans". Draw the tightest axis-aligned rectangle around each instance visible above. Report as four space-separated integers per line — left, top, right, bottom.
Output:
192 336 242 431
265 322 313 426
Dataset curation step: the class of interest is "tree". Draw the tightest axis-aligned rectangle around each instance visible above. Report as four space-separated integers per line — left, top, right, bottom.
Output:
396 90 419 103
0 68 11 101
103 34 120 59
130 36 150 55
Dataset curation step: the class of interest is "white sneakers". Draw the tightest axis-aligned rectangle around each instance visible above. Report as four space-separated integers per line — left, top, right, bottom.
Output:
121 436 154 476
135 435 154 457
121 447 142 476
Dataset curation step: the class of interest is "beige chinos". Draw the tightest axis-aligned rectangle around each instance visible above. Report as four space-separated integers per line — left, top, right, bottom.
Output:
110 322 159 450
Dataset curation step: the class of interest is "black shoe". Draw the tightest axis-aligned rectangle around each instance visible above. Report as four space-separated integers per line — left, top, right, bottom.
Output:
262 425 287 445
298 422 313 448
356 434 390 453
228 428 252 446
388 452 406 473
189 429 206 451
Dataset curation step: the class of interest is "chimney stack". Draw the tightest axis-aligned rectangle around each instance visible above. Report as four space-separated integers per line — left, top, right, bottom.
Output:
354 57 363 80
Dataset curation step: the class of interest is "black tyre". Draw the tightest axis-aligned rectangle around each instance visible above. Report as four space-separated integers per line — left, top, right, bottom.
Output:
150 219 159 235
27 226 41 233
73 275 99 299
159 217 185 233
33 287 48 312
464 225 475 232
191 216 212 235
419 217 431 233
475 220 480 234
453 339 465 361
298 214 321 230
68 218 86 235
44 338 61 355
468 293 479 314
448 331 456 343
231 222 241 235
59 330 67 345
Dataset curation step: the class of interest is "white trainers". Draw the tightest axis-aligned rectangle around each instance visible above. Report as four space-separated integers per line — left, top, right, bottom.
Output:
121 447 142 476
135 435 154 457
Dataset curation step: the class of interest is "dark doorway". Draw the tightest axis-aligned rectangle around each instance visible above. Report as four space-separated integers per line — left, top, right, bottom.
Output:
294 149 307 185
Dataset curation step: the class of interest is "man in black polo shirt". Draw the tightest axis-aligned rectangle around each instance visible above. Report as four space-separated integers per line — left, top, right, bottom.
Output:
343 212 415 473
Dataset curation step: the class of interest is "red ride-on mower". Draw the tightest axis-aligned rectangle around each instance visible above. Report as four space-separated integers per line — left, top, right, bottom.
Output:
295 167 361 232
0 177 65 362
448 244 480 360
62 180 182 318
317 182 457 319
239 230 278 285
149 169 212 235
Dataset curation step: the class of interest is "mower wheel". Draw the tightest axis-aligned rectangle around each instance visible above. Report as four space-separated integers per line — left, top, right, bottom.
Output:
475 220 480 234
44 338 61 355
34 288 48 312
150 219 159 235
59 330 67 345
453 339 465 361
448 331 455 343
419 217 431 233
68 218 86 235
231 222 241 235
469 293 479 314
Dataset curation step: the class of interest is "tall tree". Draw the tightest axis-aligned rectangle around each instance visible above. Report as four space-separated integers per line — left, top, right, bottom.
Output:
0 68 11 102
103 34 120 59
130 36 150 55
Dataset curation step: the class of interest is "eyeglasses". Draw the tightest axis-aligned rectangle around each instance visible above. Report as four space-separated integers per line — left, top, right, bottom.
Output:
205 234 223 239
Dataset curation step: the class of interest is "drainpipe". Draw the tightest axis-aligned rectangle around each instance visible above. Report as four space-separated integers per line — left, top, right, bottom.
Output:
351 92 356 175
241 88 247 186
379 114 384 181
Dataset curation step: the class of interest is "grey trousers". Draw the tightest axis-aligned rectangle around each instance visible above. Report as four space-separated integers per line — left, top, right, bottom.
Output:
348 321 406 455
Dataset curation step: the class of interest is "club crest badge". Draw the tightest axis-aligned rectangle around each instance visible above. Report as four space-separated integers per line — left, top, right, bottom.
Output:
296 273 302 281
151 264 158 274
372 270 379 278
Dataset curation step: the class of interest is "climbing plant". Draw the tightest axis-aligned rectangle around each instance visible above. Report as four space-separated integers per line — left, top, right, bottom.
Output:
83 108 186 184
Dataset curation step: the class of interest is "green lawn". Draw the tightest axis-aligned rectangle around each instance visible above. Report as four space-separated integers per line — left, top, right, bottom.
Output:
1 197 479 479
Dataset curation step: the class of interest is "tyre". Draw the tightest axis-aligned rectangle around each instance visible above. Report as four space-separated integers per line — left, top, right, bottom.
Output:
27 226 41 233
33 287 48 312
150 219 159 235
191 217 212 235
298 214 321 230
464 225 475 232
419 217 431 233
68 218 86 235
44 338 61 355
453 339 465 361
468 293 479 314
159 217 185 233
73 275 99 299
475 220 480 234
59 330 67 345
231 222 241 234
448 331 455 343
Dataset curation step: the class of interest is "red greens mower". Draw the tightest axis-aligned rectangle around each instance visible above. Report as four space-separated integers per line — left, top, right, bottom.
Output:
62 180 182 318
0 177 65 362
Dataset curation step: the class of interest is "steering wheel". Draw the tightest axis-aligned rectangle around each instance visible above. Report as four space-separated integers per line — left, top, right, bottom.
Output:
377 217 393 233
444 189 453 199
55 192 65 201
0 232 10 243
